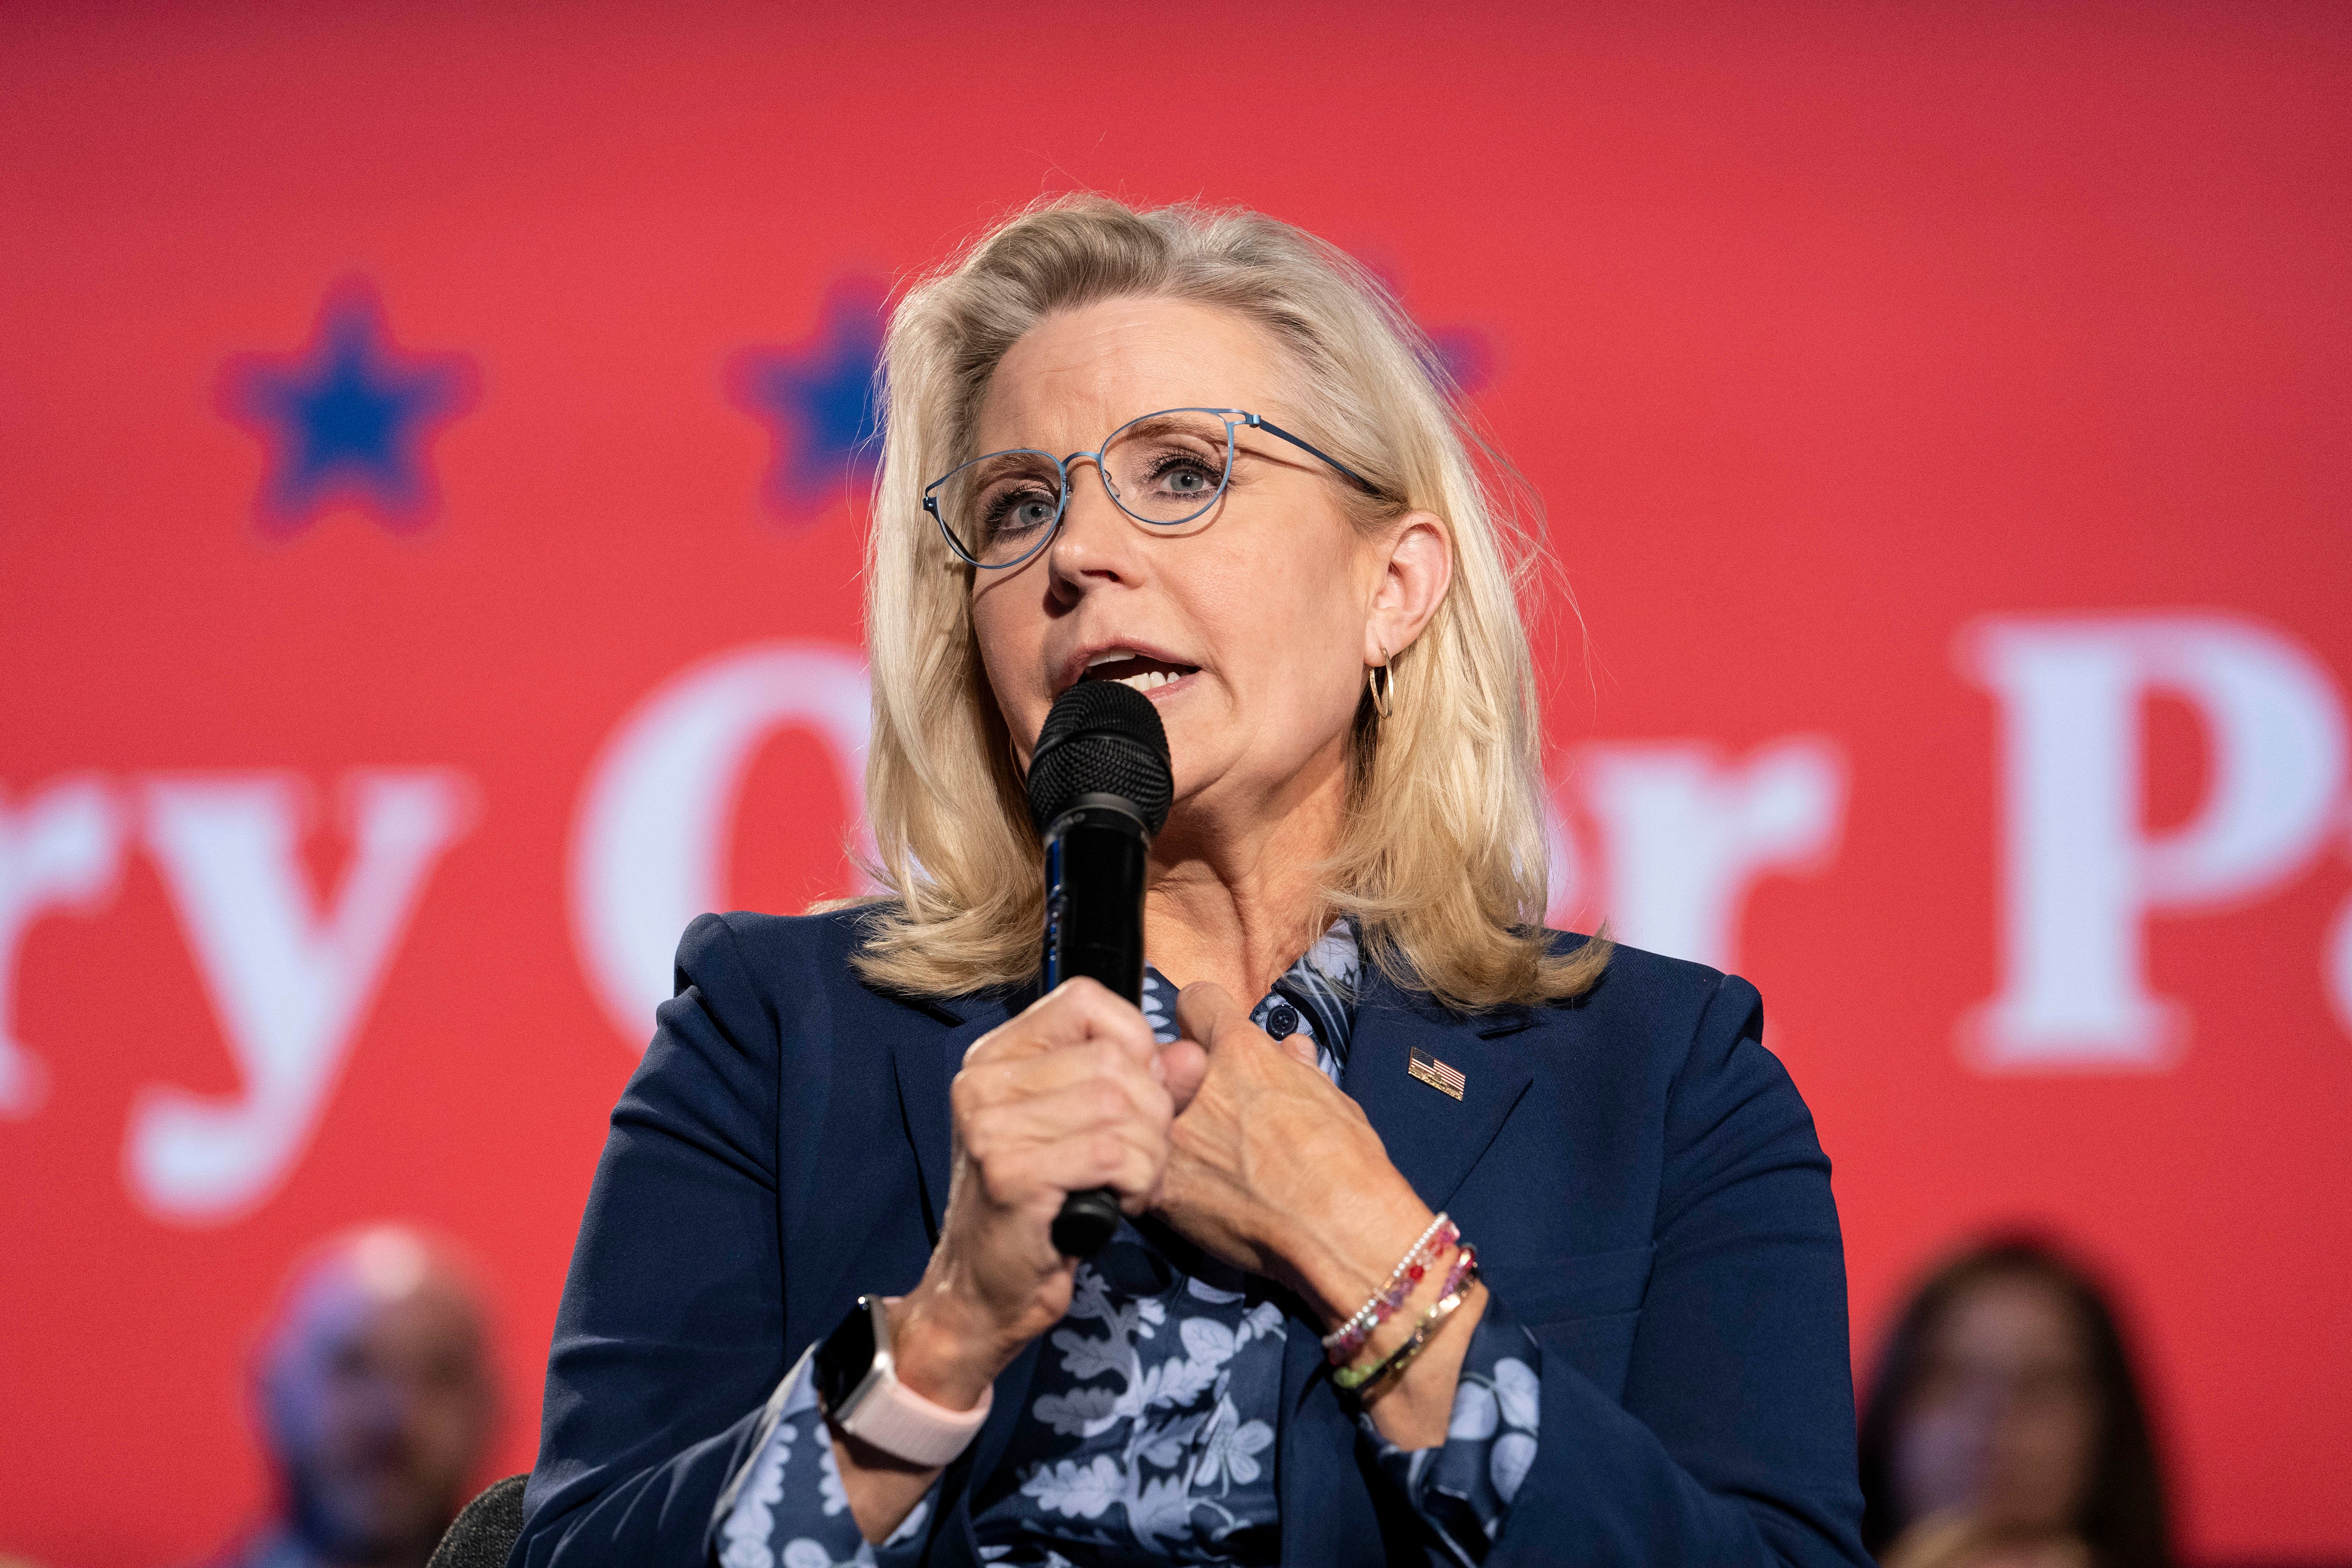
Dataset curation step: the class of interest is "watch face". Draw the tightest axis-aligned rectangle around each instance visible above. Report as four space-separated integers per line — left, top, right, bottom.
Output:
813 1296 878 1417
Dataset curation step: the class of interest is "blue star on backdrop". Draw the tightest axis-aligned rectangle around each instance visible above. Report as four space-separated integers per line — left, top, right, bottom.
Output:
728 276 886 526
1427 325 1494 399
217 278 479 535
1356 256 1497 401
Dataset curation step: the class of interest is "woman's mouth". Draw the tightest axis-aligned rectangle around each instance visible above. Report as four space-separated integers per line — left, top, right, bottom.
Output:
1081 652 1199 695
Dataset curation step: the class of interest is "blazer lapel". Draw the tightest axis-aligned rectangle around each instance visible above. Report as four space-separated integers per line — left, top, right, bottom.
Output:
890 997 1007 1245
1340 970 1537 1214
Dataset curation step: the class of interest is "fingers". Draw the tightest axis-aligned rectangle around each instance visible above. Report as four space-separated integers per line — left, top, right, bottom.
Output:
965 976 1157 1072
1173 982 1319 1070
955 976 1167 1149
955 1033 1173 1120
951 980 1176 1220
1173 982 1248 1053
957 1078 1171 1211
1159 1039 1209 1112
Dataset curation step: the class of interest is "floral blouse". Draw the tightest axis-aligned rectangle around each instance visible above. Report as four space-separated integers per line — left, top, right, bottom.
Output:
715 925 1543 1568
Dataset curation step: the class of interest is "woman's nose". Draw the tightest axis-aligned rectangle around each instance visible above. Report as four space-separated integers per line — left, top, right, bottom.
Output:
1046 463 1142 592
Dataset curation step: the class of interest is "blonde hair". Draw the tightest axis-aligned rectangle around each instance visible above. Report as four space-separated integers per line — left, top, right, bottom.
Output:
847 195 1607 1011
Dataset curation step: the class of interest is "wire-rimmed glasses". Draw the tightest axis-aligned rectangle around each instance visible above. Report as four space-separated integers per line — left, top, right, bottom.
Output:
922 407 1381 570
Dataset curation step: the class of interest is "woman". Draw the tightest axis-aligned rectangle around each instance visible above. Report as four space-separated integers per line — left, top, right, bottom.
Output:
515 196 1866 1567
1859 1239 2172 1568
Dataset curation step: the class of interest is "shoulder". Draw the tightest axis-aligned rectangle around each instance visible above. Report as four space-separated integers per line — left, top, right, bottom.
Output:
628 906 964 1154
668 903 975 1050
1537 929 1762 1063
1525 930 1792 1136
1545 931 1823 1187
673 904 872 991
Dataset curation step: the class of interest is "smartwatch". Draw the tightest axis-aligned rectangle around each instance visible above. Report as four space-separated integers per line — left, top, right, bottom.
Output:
811 1295 992 1466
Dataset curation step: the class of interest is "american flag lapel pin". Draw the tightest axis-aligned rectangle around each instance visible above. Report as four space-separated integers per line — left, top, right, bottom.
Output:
1407 1045 1466 1100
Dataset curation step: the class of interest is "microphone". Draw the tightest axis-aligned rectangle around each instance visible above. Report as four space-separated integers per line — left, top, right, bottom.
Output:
1025 679 1174 1258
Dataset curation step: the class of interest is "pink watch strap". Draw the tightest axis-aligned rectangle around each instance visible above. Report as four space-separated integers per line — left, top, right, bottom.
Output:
831 1297 993 1466
837 1364 993 1466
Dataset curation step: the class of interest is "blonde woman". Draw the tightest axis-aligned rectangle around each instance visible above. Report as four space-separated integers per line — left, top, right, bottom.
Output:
516 198 1866 1568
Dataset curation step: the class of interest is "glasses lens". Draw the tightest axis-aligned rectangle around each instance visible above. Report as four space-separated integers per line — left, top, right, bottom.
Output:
936 450 1065 565
1103 412 1232 524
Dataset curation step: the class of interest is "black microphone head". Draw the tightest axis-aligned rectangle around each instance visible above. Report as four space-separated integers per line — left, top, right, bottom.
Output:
1026 680 1174 838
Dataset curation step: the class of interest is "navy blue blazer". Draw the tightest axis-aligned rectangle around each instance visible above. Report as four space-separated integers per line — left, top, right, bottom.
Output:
515 909 1868 1566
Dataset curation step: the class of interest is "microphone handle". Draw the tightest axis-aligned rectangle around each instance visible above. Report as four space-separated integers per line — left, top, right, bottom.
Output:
1041 813 1148 1258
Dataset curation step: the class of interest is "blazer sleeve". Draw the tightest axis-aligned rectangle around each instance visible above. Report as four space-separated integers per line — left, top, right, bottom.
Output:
514 913 788 1568
1490 973 1869 1567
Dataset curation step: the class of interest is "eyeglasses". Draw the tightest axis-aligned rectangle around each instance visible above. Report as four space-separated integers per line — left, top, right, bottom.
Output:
923 407 1382 570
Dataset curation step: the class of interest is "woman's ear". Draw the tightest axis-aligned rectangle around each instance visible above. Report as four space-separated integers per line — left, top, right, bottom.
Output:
1364 510 1453 664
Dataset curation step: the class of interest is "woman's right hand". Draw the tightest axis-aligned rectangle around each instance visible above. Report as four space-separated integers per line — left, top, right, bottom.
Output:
834 978 1169 1541
886 976 1173 1412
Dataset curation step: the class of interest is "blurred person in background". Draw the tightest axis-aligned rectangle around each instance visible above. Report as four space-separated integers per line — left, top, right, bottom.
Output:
198 1224 496 1568
1858 1238 2171 1568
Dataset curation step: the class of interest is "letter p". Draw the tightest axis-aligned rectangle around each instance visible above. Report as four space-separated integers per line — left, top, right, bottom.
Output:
1958 613 2347 1069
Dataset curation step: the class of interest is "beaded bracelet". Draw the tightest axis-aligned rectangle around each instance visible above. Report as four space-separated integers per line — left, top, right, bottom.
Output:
1332 1245 1482 1394
1321 1214 1458 1365
1321 1214 1455 1363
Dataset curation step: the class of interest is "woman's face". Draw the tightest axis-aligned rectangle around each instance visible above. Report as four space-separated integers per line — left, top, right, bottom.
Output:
966 296 1434 835
1894 1272 2102 1537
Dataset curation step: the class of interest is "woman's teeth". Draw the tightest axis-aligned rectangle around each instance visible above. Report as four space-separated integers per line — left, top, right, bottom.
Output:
1081 651 1193 693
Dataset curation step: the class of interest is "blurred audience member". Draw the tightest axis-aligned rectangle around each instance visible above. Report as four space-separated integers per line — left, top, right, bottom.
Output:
1858 1237 2171 1568
202 1225 495 1568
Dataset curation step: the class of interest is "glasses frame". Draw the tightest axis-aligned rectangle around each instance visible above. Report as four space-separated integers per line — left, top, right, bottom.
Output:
922 407 1383 570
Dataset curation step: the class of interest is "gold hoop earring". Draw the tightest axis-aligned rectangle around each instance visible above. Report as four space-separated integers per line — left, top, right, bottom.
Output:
1367 642 1396 720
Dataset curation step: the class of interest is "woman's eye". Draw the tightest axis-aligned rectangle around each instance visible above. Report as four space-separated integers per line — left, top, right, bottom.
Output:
984 488 1058 536
1147 453 1221 495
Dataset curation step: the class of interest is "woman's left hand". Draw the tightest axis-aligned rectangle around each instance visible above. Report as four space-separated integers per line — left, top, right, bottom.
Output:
1155 983 1492 1448
1154 984 1430 1327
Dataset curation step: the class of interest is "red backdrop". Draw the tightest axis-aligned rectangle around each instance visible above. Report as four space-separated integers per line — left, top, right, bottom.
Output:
4 5 2348 1563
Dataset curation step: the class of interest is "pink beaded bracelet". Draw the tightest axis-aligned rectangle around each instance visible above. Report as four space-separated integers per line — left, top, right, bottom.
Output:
1333 1243 1482 1394
1322 1214 1460 1366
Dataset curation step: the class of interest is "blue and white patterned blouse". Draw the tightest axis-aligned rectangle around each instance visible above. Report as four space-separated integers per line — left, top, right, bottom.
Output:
715 924 1542 1568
